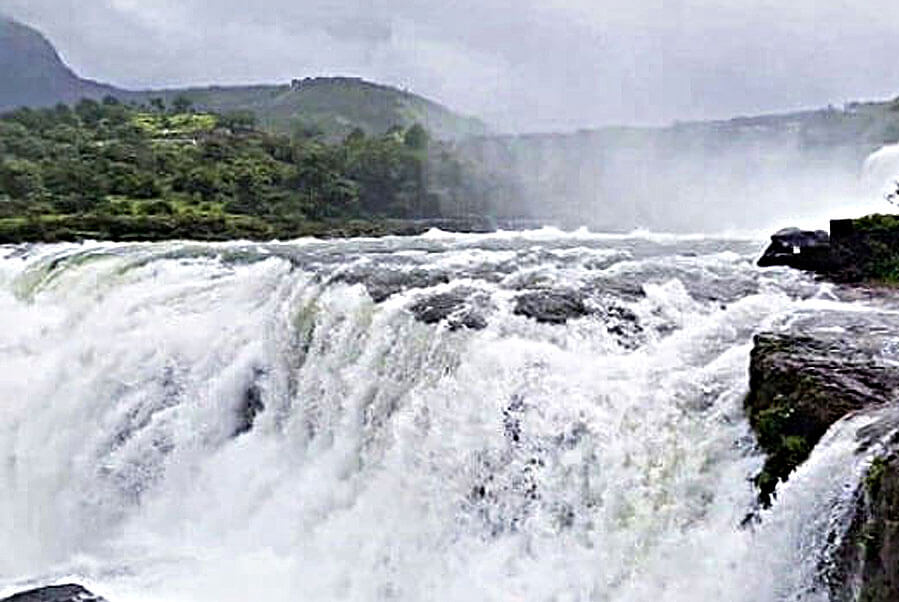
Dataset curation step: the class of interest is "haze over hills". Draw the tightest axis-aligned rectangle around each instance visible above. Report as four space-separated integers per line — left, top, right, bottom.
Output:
0 17 120 109
5 14 899 233
0 17 487 140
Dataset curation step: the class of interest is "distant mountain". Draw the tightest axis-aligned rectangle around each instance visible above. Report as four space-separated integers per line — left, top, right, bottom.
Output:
0 17 122 110
0 17 487 139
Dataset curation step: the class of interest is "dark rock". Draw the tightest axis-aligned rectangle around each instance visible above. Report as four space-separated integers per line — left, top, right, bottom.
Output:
0 584 106 602
824 407 899 602
757 227 832 270
513 290 592 324
604 305 644 349
842 454 899 601
333 269 450 303
408 288 489 330
829 215 899 283
233 367 266 437
745 311 899 507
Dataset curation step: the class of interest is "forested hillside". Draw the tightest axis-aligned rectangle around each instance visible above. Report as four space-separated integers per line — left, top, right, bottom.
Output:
0 97 490 242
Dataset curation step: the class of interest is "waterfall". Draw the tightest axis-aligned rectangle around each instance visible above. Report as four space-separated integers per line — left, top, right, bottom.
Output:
862 143 899 203
0 234 880 601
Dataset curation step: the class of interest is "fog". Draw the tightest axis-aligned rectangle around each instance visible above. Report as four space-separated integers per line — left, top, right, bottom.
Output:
455 122 894 234
5 1 899 132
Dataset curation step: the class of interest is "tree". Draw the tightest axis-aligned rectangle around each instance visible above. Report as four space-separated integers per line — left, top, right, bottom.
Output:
75 99 104 125
345 127 366 146
403 124 429 151
149 97 166 113
221 110 256 132
172 95 194 114
0 159 44 199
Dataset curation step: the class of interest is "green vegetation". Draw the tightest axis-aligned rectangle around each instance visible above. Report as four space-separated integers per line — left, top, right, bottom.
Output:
0 98 482 242
855 454 899 602
750 403 815 507
833 214 899 284
145 78 488 141
866 456 889 497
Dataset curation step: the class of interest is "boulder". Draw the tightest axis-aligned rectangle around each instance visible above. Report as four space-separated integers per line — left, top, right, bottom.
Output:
408 288 489 330
0 585 106 602
513 290 592 324
757 227 832 270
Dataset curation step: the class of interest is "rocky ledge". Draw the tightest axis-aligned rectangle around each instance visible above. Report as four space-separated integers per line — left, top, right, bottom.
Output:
758 214 899 283
746 308 899 600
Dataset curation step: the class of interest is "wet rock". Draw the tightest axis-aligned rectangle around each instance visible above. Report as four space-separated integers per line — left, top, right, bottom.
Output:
334 269 450 303
825 407 899 602
745 310 899 507
408 288 489 331
513 290 592 324
839 454 899 601
829 216 899 283
757 227 832 271
233 367 266 437
604 305 643 349
0 584 106 602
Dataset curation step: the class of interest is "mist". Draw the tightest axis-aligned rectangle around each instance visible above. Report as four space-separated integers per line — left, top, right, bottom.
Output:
455 118 896 234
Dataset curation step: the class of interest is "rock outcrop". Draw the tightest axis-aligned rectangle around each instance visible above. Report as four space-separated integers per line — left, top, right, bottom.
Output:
746 309 899 599
745 310 899 506
513 290 592 324
757 227 832 271
408 287 490 331
758 215 899 283
841 451 899 601
825 407 899 602
0 584 106 602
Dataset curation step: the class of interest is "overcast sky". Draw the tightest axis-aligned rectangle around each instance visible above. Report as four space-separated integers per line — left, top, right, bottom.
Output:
4 0 899 132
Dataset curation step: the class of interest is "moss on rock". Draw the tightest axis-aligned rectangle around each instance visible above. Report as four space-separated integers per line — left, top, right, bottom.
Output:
745 329 899 506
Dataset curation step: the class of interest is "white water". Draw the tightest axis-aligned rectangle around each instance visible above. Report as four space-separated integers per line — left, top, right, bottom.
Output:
862 142 899 206
0 234 882 601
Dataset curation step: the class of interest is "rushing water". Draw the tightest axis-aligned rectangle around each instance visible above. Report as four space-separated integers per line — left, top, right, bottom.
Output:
0 231 887 601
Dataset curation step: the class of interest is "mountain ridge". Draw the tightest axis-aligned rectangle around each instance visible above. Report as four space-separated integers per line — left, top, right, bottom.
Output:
0 17 487 140
0 16 121 109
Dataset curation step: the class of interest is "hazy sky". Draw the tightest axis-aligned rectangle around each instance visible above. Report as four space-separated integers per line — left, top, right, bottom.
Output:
4 0 899 132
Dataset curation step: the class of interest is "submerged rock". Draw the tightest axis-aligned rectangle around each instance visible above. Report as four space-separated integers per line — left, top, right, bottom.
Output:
513 290 592 324
0 585 106 602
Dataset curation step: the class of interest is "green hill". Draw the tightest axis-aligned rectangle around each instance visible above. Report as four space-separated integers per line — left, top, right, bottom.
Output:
0 17 487 140
144 77 488 140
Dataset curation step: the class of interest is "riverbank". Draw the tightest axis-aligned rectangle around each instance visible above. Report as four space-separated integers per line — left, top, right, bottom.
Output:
0 214 497 244
752 218 899 599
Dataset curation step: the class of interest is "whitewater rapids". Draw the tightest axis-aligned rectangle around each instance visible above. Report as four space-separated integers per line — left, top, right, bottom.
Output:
0 231 881 601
